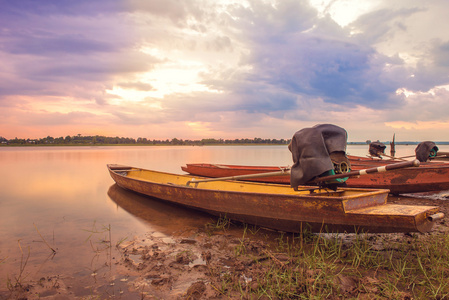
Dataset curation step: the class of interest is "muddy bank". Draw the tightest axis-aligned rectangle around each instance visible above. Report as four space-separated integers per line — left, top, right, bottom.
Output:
115 206 449 299
3 191 449 299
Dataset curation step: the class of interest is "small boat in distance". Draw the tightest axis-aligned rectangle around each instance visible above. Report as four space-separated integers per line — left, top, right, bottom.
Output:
182 159 449 195
108 164 442 233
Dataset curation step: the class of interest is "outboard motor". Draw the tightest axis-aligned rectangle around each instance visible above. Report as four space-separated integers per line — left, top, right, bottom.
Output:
369 142 386 158
415 141 438 162
288 124 351 190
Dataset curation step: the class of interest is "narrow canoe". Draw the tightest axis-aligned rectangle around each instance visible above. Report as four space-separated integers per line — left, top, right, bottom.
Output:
182 158 449 194
108 164 442 233
348 156 449 193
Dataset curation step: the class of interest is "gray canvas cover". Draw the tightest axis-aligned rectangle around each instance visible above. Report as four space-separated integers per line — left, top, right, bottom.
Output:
289 124 348 188
369 142 386 157
415 141 438 162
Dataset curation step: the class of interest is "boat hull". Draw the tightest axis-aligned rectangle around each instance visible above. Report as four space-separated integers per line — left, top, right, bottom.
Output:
182 159 449 194
108 164 441 233
348 156 449 194
435 151 449 161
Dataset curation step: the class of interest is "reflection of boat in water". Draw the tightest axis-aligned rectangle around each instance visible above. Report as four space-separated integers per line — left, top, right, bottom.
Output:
107 164 443 233
107 184 213 234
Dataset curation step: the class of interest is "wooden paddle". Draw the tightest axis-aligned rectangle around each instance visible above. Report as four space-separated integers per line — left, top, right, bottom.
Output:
379 153 449 161
185 160 419 186
373 153 408 161
313 159 420 183
435 155 448 159
186 168 291 186
382 154 415 160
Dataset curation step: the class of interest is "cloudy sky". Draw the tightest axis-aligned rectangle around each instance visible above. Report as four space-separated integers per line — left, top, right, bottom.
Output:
1 0 449 142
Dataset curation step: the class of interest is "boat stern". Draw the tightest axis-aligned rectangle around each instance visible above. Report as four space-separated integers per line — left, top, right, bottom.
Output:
345 204 443 233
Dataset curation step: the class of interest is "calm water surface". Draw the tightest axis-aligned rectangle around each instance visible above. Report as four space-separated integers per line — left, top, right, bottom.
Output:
0 144 447 296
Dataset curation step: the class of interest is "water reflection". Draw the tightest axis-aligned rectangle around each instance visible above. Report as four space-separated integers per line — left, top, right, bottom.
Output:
107 184 213 235
2 144 449 297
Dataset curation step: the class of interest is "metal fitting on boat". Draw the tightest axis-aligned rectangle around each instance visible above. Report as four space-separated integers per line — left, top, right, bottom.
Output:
427 212 445 221
333 161 350 174
339 161 350 173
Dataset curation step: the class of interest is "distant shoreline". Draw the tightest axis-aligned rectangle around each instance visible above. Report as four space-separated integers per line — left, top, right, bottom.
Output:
3 134 449 147
2 141 449 147
1 143 288 147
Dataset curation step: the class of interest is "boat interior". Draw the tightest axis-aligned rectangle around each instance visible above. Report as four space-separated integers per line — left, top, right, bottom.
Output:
109 165 387 198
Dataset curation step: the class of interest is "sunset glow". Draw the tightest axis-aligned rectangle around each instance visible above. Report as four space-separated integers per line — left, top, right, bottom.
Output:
2 0 449 142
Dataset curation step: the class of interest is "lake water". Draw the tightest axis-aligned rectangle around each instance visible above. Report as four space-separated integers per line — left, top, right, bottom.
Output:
1 144 447 297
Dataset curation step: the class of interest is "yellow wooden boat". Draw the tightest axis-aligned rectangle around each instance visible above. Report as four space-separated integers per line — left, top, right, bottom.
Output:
107 164 443 233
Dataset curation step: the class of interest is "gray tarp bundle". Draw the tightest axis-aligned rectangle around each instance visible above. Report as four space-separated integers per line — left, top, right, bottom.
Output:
415 141 438 162
289 124 349 188
369 142 386 157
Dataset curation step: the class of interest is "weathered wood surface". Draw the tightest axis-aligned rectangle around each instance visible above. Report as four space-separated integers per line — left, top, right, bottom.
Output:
108 164 441 233
182 157 449 194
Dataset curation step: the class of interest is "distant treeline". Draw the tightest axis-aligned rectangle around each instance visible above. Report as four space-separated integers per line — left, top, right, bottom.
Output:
0 135 290 146
1 135 448 146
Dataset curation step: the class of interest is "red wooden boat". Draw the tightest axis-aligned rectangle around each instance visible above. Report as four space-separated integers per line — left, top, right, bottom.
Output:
181 158 449 194
434 151 449 161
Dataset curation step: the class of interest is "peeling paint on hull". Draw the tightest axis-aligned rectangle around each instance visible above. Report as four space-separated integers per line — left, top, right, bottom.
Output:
108 164 441 233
